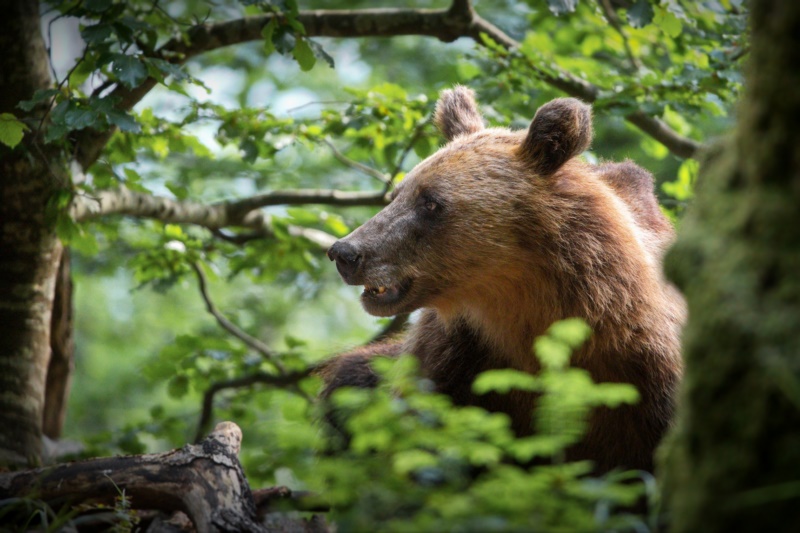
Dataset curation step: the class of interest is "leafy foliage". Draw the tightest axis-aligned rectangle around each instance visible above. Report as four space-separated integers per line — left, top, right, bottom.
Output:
311 320 647 531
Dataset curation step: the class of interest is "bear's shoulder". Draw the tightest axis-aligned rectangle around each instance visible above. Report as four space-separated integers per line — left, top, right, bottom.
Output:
595 160 674 244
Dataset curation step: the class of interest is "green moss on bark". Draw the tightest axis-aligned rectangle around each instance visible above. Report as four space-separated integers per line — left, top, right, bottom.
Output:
661 0 800 530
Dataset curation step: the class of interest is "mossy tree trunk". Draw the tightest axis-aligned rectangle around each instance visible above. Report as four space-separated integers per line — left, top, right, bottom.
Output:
0 1 66 466
662 0 800 530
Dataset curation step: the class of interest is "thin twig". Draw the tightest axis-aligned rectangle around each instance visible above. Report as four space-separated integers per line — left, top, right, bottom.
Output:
154 2 196 27
285 100 348 114
35 43 89 140
730 46 750 62
321 137 390 185
210 228 269 245
597 0 643 71
194 368 314 443
391 118 430 179
90 79 116 99
191 261 286 373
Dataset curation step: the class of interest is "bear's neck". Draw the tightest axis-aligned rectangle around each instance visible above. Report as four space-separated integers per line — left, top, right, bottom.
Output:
435 262 681 378
436 269 561 373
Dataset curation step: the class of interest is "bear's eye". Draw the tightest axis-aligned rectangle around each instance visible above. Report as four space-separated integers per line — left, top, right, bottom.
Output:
416 192 442 215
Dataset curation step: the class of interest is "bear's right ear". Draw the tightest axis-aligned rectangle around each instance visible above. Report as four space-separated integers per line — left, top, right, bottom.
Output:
519 98 593 176
434 86 485 142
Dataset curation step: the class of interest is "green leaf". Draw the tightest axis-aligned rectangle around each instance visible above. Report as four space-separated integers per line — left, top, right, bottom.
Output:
274 28 297 55
472 369 540 395
547 318 592 349
167 374 190 399
240 138 259 163
64 105 99 130
106 109 141 133
308 39 335 68
284 334 307 349
392 449 438 476
509 435 569 462
627 0 654 28
0 113 28 148
654 6 682 37
286 207 320 225
165 182 189 200
662 159 698 201
547 0 579 16
17 89 59 112
145 58 188 82
84 0 112 12
261 18 278 56
81 23 113 44
44 123 68 143
292 37 316 71
534 337 572 369
592 382 640 407
112 54 148 89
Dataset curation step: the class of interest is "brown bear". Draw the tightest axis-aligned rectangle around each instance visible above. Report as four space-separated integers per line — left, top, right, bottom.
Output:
322 86 685 474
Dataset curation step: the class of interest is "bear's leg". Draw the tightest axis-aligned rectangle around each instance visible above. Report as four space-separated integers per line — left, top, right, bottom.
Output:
316 341 404 446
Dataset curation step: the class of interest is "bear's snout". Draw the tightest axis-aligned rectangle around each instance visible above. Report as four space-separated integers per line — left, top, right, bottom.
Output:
328 240 362 282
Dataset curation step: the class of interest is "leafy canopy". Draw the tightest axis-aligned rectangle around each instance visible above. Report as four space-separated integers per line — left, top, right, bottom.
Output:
11 0 748 529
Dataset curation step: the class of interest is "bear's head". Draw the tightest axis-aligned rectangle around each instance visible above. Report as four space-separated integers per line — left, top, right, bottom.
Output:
328 86 593 318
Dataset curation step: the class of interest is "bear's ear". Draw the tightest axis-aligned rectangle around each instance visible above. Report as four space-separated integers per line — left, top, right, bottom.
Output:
434 85 485 141
519 98 593 176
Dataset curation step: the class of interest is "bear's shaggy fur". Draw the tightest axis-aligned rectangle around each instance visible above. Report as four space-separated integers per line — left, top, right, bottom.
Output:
323 87 685 473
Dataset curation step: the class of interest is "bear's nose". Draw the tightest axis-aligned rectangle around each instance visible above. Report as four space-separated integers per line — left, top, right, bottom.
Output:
327 240 362 281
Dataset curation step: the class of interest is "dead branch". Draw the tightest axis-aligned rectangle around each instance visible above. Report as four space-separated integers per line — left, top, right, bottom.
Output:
0 422 267 533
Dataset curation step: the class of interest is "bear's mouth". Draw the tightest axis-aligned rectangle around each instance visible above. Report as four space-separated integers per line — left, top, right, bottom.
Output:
361 279 413 315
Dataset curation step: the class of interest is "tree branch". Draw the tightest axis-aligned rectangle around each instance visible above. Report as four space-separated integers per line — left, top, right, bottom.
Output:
624 110 701 160
194 370 314 444
73 0 702 169
226 188 388 217
192 262 286 373
72 187 387 222
322 137 390 185
70 187 387 249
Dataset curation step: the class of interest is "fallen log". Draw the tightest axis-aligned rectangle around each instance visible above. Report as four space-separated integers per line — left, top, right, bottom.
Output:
0 421 327 532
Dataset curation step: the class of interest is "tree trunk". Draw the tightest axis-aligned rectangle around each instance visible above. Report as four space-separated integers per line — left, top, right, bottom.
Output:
0 1 64 466
661 0 800 530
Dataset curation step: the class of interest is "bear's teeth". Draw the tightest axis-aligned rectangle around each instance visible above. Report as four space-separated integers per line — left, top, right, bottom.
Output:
364 286 388 295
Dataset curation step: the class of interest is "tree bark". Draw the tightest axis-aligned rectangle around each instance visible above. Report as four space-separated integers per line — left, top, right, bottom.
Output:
0 0 64 467
661 0 800 530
